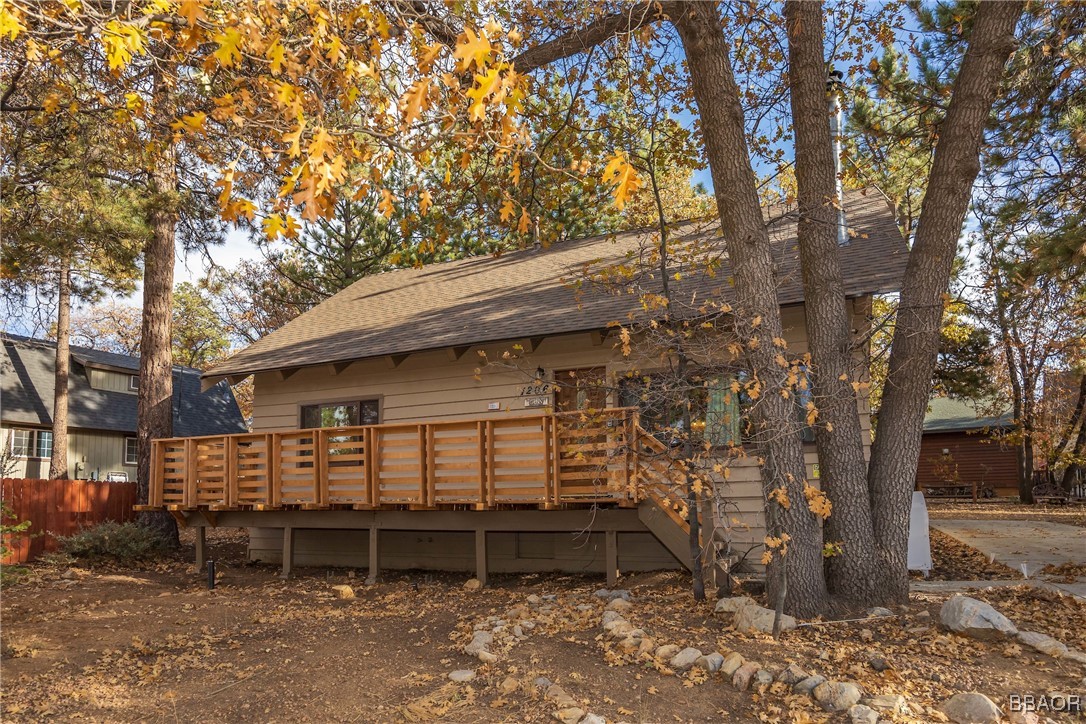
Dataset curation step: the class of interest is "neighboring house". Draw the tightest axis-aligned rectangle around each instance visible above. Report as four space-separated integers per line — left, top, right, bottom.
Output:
915 396 1017 499
1 334 247 481
150 189 908 583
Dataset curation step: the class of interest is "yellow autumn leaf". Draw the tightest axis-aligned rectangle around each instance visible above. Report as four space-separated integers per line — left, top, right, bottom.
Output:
266 39 286 74
170 111 206 132
499 198 515 222
263 213 299 240
453 27 492 71
400 78 430 127
102 20 147 71
601 152 642 210
419 189 433 216
517 207 530 234
377 189 395 219
213 28 243 67
0 3 26 40
177 0 204 26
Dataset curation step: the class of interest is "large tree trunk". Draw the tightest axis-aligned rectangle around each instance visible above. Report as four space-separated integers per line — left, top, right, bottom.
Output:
784 0 880 604
49 261 71 480
136 63 180 546
674 0 828 617
867 0 1024 601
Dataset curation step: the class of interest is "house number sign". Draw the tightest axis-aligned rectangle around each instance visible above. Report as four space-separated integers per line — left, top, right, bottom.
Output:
519 383 554 396
520 382 553 408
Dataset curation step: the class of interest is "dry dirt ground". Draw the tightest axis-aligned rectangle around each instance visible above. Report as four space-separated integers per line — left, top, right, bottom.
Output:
3 528 1085 723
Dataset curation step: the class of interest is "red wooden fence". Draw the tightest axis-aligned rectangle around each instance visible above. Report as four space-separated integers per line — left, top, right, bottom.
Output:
1 478 138 564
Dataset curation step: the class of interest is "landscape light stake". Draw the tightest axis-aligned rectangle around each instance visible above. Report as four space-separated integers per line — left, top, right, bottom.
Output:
207 559 216 590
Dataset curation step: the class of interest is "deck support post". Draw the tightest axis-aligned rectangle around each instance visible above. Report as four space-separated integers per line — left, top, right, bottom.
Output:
605 529 619 586
367 526 379 584
195 526 207 569
281 526 295 579
475 529 488 587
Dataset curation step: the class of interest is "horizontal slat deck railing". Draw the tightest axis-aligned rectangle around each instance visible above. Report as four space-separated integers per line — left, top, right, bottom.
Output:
147 408 654 511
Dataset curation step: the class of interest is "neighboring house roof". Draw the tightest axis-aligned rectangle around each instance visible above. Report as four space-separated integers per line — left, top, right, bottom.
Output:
923 396 1013 434
206 188 908 382
1 334 247 437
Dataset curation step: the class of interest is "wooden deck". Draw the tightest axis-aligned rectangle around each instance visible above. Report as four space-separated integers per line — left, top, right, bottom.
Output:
145 408 649 511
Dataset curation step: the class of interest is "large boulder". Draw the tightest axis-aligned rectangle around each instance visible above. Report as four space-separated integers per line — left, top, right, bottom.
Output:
940 596 1017 641
813 681 863 712
940 692 1002 724
734 603 797 634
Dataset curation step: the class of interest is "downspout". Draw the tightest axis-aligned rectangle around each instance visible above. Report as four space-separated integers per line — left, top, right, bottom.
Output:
827 69 849 246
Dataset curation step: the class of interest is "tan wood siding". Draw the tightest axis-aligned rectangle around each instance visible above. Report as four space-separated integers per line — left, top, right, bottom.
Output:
1 424 132 481
87 368 137 394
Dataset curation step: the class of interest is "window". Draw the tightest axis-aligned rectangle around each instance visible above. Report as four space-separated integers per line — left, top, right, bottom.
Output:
125 437 138 465
620 374 745 448
620 368 814 448
33 430 53 458
9 429 53 458
300 400 380 429
10 429 30 457
128 375 139 391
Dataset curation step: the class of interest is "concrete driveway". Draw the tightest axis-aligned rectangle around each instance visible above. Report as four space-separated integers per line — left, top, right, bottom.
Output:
931 519 1086 578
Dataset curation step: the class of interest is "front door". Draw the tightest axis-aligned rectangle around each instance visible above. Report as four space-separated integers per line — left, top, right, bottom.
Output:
554 367 608 411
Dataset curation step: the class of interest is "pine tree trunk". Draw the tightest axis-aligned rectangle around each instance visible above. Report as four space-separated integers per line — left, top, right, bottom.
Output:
868 0 1024 601
49 262 71 480
136 63 180 546
674 0 828 617
784 0 880 604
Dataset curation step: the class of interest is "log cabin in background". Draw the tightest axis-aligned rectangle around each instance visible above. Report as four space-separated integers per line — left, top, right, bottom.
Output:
143 189 908 585
915 396 1017 500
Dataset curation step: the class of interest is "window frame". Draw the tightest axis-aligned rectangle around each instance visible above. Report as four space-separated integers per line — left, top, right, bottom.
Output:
9 428 31 458
297 397 382 430
124 437 139 465
127 375 140 391
33 430 53 459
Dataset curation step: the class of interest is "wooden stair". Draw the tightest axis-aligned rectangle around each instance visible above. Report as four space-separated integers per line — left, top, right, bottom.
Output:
633 427 733 585
638 493 694 569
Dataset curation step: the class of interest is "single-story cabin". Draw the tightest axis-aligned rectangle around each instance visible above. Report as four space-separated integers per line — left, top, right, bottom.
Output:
915 396 1017 499
1 334 247 480
148 188 907 585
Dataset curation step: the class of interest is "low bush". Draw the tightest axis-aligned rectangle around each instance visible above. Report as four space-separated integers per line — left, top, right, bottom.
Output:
58 521 170 563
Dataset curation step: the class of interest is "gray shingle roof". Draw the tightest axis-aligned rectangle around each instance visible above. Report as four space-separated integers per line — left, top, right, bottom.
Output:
206 188 908 381
1 334 247 436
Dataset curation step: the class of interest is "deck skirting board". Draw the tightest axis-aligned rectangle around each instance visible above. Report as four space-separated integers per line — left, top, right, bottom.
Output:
247 528 682 573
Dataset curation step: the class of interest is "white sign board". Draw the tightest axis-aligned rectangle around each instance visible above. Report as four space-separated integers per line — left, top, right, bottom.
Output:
907 491 933 573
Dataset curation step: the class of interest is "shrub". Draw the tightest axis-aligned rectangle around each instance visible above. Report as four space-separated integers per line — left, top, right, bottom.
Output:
58 521 170 563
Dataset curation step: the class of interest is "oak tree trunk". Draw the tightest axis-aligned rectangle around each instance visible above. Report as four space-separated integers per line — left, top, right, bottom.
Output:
674 0 828 617
784 0 880 603
49 261 71 480
868 0 1024 601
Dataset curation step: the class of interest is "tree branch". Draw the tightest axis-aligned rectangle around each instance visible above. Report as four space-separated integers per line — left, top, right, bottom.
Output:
511 2 670 73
